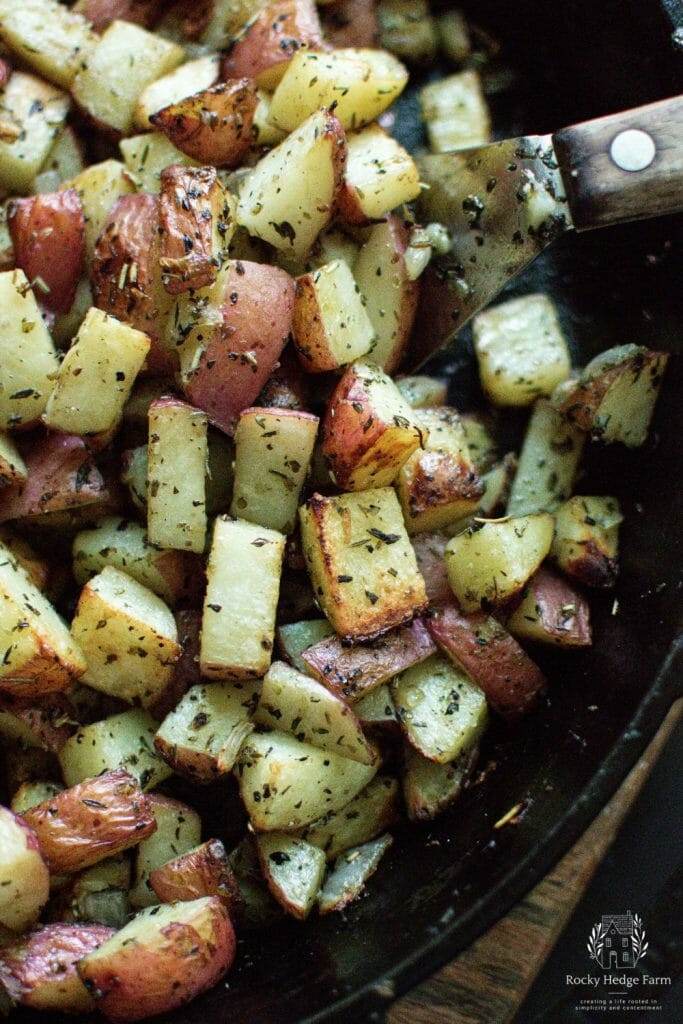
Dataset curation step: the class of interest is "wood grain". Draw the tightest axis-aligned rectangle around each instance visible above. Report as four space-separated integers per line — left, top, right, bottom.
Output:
389 699 682 1024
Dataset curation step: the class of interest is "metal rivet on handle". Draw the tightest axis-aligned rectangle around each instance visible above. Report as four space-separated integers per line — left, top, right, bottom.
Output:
610 129 656 172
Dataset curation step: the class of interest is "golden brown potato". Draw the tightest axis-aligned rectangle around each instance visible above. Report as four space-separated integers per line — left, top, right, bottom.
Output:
22 768 156 874
221 0 323 90
506 566 592 647
149 838 243 919
0 806 50 931
0 923 114 1013
151 80 258 168
292 259 375 372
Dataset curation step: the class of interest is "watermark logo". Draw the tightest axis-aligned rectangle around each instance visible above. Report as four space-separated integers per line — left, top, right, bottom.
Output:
587 911 648 970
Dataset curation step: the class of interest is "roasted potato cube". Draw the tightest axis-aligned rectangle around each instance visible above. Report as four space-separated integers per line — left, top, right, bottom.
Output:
0 806 49 931
339 125 420 224
0 72 70 194
552 344 668 446
269 47 408 131
354 682 399 730
252 89 288 147
134 55 219 129
236 729 378 830
77 897 236 1023
396 375 448 410
236 109 346 260
0 923 113 1013
0 0 95 88
201 517 285 679
322 360 426 491
300 487 427 640
420 69 490 153
256 833 326 919
67 159 135 262
151 80 258 168
292 259 375 372
551 495 622 588
119 132 197 193
301 774 400 859
444 513 554 611
0 432 26 487
150 838 243 918
0 540 86 699
0 270 60 429
71 19 185 135
147 398 208 553
59 708 173 790
222 0 323 90
317 833 392 914
22 768 156 874
55 856 131 929
506 566 591 647
507 400 585 516
473 293 571 407
403 744 477 822
130 794 201 908
277 618 334 673
0 698 73 753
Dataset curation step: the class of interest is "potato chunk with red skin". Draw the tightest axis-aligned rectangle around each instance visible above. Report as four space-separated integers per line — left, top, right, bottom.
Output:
73 0 162 32
427 601 546 719
0 695 74 752
151 80 258 168
221 0 324 90
0 923 114 1013
159 165 232 295
22 768 156 875
150 838 243 919
7 189 84 314
77 896 236 1024
506 566 592 647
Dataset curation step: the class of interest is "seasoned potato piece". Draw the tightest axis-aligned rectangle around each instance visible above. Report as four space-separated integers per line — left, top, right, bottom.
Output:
231 407 318 533
150 839 243 917
420 70 490 153
121 444 149 512
0 72 70 194
269 47 408 131
0 270 60 429
444 513 554 611
292 259 375 372
11 780 63 814
391 654 487 763
236 729 378 830
473 294 571 408
252 89 288 147
44 308 150 436
0 806 49 931
322 360 426 490
408 530 452 604
396 406 484 534
147 398 208 553
151 80 258 167
0 0 96 89
77 897 236 1023
159 165 233 294
256 833 326 919
120 132 198 193
301 619 435 702
396 375 448 410
354 683 398 730
277 618 334 672
198 0 267 49
201 517 285 679
67 159 135 261
339 126 420 224
0 698 73 752
135 55 219 129
427 601 546 719
507 400 585 516
130 794 201 908
72 20 185 135
32 126 85 194
155 680 258 781
71 566 181 707
55 856 131 929
551 495 622 588
0 923 113 1013
23 769 156 874
0 432 26 487
0 540 86 699
403 744 477 822
300 487 427 641
552 344 668 446
59 708 173 790
222 0 323 90
236 109 346 259
377 0 438 62
301 774 399 859
317 833 392 914
507 566 591 647
8 190 85 315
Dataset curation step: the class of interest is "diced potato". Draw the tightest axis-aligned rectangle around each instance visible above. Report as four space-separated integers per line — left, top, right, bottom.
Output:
444 513 554 611
301 774 399 859
72 20 185 135
459 412 499 473
473 294 571 408
57 857 131 929
0 806 49 931
32 126 84 194
551 495 622 588
507 400 585 516
507 566 591 647
477 453 517 519
200 517 285 679
59 708 173 790
236 109 346 259
134 55 219 128
552 344 668 446
120 132 198 193
420 70 490 153
269 48 408 132
67 159 135 261
11 780 63 814
0 540 86 699
252 90 288 147
200 0 268 50
391 654 487 763
338 125 420 224
71 566 180 707
396 375 447 409
236 729 378 830
299 487 427 641
0 72 70 193
151 79 258 168
221 0 323 90
377 0 438 63
130 794 201 908
255 833 326 919
403 744 477 821
355 683 399 730
277 618 334 673
0 270 60 429
0 699 72 752
0 432 26 487
0 0 96 89
121 444 149 512
292 259 375 372
149 838 243 918
322 360 426 491
147 398 208 553
317 833 392 914
230 407 319 533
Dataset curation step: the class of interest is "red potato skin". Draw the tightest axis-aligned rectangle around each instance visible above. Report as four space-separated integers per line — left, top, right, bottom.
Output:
149 838 243 919
0 695 75 751
410 531 452 605
428 602 546 720
77 897 236 1023
221 0 324 89
73 0 163 31
0 57 11 89
151 80 258 169
322 0 379 48
509 566 592 646
8 190 85 315
182 260 296 435
0 924 114 1013
159 165 228 294
22 768 156 874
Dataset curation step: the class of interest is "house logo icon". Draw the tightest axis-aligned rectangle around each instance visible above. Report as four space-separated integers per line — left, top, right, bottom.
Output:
587 912 648 969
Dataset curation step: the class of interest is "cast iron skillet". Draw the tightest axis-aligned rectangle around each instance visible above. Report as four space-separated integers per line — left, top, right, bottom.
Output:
20 2 683 1022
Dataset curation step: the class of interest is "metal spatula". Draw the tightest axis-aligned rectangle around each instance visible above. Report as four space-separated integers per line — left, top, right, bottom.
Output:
408 94 683 369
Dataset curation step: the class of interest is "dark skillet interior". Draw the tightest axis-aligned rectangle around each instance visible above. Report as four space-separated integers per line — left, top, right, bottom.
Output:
19 2 683 1022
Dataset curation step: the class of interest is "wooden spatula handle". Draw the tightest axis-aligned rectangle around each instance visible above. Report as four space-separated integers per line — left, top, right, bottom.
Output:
552 94 683 231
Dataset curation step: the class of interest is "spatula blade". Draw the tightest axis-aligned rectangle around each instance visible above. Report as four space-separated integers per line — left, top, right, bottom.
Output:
407 134 571 370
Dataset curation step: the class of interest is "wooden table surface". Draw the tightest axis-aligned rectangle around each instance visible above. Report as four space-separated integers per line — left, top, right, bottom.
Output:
389 700 682 1024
